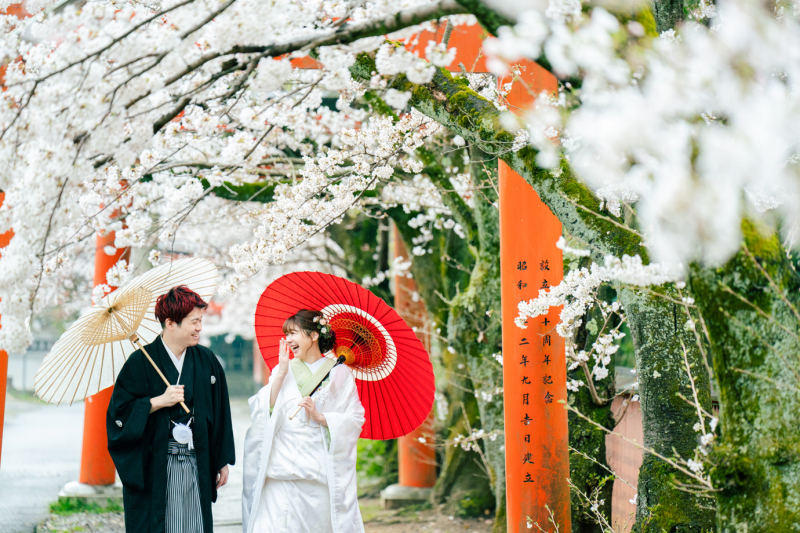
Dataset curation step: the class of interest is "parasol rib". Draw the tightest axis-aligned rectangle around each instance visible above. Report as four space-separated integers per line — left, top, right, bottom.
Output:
33 257 218 407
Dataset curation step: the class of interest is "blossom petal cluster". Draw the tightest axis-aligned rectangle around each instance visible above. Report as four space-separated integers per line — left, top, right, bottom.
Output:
0 0 456 351
485 0 800 266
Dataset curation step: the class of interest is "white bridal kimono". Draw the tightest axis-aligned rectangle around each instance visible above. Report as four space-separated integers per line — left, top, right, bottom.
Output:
242 356 366 533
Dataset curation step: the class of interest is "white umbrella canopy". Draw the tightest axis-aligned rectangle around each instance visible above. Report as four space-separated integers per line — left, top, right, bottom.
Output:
34 257 218 406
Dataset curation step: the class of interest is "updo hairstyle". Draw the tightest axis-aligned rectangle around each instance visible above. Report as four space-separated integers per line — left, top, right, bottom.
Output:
282 309 337 353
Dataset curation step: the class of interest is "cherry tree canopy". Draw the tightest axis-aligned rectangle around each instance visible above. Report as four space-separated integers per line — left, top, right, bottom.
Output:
0 0 796 358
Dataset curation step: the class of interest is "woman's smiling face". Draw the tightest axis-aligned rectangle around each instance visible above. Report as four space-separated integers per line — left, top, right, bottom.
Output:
285 325 318 360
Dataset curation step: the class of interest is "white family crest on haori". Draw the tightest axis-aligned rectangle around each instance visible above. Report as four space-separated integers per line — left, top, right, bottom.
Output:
34 258 218 406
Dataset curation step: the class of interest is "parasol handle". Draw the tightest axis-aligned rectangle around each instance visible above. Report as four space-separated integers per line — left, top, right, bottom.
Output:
288 356 345 420
288 399 309 421
130 334 190 414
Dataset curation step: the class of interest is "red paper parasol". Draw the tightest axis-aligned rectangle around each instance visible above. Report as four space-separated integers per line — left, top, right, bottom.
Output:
254 271 435 440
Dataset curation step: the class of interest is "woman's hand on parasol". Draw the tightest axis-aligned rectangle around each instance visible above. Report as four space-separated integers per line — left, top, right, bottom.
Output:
297 397 327 426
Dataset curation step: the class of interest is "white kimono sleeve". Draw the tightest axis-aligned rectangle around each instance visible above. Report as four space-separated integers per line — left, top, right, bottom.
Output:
242 376 280 531
322 365 366 533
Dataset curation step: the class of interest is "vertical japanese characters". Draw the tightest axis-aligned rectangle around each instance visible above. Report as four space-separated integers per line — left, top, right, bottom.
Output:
515 257 557 485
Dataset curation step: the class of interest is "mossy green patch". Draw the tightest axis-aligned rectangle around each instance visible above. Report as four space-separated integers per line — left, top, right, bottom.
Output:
49 497 123 515
690 228 800 532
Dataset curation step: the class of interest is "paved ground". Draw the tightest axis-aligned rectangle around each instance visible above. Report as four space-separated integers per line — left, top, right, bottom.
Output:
213 398 251 532
36 501 495 533
0 390 84 533
0 392 251 533
1 393 493 533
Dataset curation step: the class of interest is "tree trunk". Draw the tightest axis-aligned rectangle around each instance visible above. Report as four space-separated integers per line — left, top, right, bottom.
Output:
432 376 496 517
447 147 506 531
569 287 617 532
389 197 494 519
620 287 715 532
691 222 800 532
652 0 685 32
652 0 704 33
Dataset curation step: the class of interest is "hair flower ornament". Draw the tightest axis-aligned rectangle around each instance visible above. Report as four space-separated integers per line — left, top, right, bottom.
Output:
313 315 334 339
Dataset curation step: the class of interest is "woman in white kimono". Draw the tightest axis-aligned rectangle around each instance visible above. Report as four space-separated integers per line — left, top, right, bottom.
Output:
242 310 366 533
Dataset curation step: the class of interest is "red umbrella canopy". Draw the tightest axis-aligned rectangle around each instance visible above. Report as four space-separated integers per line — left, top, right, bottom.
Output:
254 271 435 440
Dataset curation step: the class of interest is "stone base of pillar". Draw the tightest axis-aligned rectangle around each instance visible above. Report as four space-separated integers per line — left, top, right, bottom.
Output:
380 483 432 509
58 480 123 508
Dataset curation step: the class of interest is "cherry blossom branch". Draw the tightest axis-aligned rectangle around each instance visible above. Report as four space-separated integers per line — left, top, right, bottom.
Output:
227 0 466 56
124 0 467 111
680 341 707 435
568 445 636 490
13 0 195 88
732 368 800 395
558 191 642 239
179 0 238 40
0 80 38 142
30 178 70 314
41 144 189 259
676 286 713 381
567 341 609 406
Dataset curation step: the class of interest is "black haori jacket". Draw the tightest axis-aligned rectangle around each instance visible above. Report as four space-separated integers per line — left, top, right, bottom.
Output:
106 337 235 533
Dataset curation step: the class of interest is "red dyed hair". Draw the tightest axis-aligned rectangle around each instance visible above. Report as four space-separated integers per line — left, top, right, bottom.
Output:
155 285 209 328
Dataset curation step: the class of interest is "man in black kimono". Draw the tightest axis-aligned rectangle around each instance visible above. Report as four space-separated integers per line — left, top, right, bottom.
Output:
107 285 235 533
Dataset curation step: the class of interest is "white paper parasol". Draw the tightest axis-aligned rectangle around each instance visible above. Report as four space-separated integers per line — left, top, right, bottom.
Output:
34 257 218 408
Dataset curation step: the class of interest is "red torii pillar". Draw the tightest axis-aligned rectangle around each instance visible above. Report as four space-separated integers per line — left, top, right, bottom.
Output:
380 225 436 508
498 114 569 531
0 192 14 470
407 21 570 531
61 233 128 498
254 335 271 386
81 233 129 485
0 2 28 474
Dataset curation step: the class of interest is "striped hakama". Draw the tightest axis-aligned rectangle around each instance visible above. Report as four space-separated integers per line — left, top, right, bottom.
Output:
166 439 204 533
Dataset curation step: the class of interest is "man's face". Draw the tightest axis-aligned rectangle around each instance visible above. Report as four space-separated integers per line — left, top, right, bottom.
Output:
167 307 204 348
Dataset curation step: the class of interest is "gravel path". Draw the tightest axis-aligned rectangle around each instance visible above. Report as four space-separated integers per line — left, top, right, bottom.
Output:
33 500 494 533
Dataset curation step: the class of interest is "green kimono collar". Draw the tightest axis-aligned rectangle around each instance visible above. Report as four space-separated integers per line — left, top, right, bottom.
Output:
290 357 336 397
